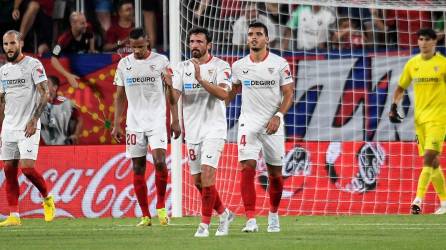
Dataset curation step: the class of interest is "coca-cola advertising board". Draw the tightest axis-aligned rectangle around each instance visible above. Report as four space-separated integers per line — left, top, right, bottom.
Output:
0 143 445 218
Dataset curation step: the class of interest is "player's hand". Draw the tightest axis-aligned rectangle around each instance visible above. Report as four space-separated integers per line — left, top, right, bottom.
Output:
190 59 202 82
68 134 79 144
171 120 181 139
117 38 129 48
25 118 38 138
67 74 80 88
12 9 20 20
266 115 281 135
111 126 124 143
389 103 404 123
162 68 173 87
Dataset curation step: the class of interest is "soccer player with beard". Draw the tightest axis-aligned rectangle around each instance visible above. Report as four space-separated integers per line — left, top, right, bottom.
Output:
112 28 181 226
0 30 56 227
228 22 295 233
164 27 234 237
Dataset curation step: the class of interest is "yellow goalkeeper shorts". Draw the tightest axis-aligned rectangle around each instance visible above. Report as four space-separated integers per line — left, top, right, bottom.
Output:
415 121 446 156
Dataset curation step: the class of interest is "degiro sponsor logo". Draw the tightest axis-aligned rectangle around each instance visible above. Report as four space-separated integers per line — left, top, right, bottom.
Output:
2 79 26 88
184 82 201 90
125 76 156 85
243 79 276 87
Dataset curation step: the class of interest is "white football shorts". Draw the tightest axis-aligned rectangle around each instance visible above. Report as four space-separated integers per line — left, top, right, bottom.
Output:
0 129 40 160
186 138 225 175
237 128 284 166
126 130 167 158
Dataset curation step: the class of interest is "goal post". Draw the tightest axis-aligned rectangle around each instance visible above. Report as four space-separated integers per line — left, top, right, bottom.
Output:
169 0 183 218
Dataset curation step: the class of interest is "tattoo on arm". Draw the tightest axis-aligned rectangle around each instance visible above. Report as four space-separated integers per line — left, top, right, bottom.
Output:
0 92 5 117
33 81 49 119
0 93 5 107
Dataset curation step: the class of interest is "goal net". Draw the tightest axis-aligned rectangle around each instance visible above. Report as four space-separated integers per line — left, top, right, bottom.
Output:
176 0 446 216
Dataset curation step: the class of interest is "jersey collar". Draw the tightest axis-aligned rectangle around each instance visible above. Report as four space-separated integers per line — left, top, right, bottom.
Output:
12 54 26 65
133 50 152 61
249 50 269 63
204 54 213 64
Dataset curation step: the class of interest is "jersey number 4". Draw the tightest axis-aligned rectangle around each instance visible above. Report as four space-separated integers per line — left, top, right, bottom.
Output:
240 135 247 146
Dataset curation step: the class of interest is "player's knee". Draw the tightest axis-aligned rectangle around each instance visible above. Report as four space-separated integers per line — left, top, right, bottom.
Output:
240 160 256 170
194 183 202 191
200 166 215 187
153 160 166 171
20 159 35 168
132 164 146 175
432 156 440 168
267 169 282 178
266 164 282 177
423 151 438 167
192 173 202 188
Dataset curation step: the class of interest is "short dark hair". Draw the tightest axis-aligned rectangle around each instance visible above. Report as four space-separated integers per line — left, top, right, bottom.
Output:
118 0 133 8
248 22 268 37
417 28 437 40
188 27 212 43
47 75 60 87
129 27 147 40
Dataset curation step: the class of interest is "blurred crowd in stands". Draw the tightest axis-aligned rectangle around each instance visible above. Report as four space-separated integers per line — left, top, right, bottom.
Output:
0 0 444 56
192 0 445 51
0 0 163 56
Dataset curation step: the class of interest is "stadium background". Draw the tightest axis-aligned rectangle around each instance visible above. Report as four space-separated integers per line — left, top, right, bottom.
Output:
1 0 446 218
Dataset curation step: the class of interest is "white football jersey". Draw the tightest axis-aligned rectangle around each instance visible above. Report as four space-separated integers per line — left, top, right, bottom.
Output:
232 52 294 135
172 56 231 143
0 56 47 131
114 52 169 133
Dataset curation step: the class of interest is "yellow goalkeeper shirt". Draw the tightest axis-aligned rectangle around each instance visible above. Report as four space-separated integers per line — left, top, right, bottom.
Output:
399 52 446 125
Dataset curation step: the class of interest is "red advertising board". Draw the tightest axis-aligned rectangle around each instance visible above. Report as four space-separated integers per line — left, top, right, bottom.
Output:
0 142 444 218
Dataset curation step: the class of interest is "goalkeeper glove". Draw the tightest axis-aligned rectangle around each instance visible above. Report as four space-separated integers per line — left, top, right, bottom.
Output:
389 103 404 123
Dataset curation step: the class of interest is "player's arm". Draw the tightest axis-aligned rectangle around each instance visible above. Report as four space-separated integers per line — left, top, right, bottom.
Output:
226 81 241 105
12 0 22 20
266 83 294 135
0 92 5 127
25 81 49 137
51 56 79 88
69 106 83 144
163 68 181 139
111 86 126 142
190 59 229 100
51 41 80 88
389 86 405 123
392 86 405 104
88 37 97 53
389 60 411 123
166 86 181 139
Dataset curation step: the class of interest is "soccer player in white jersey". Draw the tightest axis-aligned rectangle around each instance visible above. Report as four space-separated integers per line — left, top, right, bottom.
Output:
0 30 56 227
165 27 234 237
228 22 295 233
112 28 180 227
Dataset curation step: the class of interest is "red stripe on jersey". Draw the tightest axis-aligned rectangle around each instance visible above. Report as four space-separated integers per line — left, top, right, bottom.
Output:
205 54 213 64
143 50 152 59
249 50 269 63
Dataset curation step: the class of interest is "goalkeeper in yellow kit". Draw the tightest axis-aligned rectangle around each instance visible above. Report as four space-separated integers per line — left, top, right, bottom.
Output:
390 28 446 215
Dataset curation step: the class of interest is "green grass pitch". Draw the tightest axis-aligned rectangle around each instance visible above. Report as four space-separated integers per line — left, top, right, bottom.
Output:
1 215 446 250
